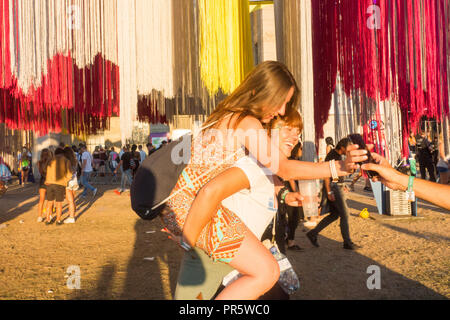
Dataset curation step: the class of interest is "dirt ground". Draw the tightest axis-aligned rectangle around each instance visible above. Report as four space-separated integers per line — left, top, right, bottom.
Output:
0 177 448 300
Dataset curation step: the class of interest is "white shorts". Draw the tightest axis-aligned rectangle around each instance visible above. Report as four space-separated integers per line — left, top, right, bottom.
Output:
67 176 79 191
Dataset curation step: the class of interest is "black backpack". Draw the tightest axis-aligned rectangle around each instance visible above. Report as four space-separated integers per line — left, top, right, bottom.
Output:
130 135 191 220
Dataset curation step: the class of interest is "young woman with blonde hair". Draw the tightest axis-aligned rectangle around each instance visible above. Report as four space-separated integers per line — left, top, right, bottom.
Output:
161 61 367 300
63 147 79 223
37 149 53 222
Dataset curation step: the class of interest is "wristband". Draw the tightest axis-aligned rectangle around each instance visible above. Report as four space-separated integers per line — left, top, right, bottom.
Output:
406 176 415 202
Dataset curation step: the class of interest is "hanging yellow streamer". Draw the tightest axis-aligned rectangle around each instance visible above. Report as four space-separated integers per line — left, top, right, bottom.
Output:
199 0 254 95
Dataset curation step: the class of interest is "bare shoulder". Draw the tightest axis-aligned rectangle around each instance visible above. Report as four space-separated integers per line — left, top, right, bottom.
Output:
235 115 263 130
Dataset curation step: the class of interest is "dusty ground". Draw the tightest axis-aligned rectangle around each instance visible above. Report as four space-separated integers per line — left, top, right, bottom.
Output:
0 177 448 300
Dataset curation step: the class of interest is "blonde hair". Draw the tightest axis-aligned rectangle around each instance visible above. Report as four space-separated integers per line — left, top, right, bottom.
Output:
204 61 300 130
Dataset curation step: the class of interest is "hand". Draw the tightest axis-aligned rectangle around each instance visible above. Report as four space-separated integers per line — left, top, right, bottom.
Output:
327 192 336 202
361 153 408 191
339 144 368 174
285 192 304 207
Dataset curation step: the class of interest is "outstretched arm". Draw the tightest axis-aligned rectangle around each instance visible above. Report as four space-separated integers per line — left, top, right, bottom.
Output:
362 153 450 210
235 116 367 180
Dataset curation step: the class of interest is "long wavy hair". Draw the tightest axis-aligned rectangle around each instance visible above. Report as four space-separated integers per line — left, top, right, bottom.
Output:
63 147 77 169
203 61 300 130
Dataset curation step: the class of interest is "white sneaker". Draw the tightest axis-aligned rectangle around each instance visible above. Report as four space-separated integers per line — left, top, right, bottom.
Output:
64 217 75 224
93 188 98 197
304 221 317 227
37 217 44 223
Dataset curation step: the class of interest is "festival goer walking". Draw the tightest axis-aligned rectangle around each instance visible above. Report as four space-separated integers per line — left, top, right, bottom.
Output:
138 145 146 164
63 147 79 223
37 149 53 222
44 148 73 225
80 144 97 198
108 147 119 173
161 61 366 300
306 138 360 250
114 146 133 194
131 144 140 177
18 148 31 185
416 130 436 182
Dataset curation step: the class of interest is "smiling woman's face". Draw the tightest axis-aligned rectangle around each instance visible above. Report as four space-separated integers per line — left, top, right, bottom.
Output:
276 121 300 157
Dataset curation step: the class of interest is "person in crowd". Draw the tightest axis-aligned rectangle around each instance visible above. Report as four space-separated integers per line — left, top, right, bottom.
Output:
325 137 335 156
44 148 73 225
92 146 101 171
108 147 119 173
415 130 436 182
170 108 306 300
160 61 366 300
146 142 156 156
114 146 133 194
349 169 372 192
37 149 53 222
363 153 450 210
436 133 449 185
99 146 108 176
19 153 30 186
306 138 360 250
79 144 97 198
63 147 79 224
138 145 146 164
282 142 305 251
408 131 417 157
0 156 12 195
130 144 140 178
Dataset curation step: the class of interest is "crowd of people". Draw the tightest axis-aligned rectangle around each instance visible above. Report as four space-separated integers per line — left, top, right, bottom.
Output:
409 129 450 184
1 141 160 225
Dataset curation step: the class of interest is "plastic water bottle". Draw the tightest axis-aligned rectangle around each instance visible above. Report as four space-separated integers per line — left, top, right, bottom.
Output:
269 245 300 294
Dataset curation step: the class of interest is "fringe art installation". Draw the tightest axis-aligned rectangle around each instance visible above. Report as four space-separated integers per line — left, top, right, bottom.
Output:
137 0 254 127
312 0 450 156
0 0 119 136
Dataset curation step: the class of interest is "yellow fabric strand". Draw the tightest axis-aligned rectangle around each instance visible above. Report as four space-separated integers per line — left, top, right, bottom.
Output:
199 0 254 95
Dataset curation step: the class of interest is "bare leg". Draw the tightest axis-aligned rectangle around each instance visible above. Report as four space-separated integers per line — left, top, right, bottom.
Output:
215 225 280 300
66 189 76 218
55 202 63 222
38 188 46 218
46 201 54 222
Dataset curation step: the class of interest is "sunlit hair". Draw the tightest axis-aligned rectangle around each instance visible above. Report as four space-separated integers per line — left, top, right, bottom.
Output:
38 148 53 170
265 107 303 136
203 61 300 130
63 147 77 168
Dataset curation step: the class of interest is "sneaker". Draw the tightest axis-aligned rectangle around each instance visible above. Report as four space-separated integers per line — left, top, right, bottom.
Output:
93 188 98 197
304 221 317 227
56 220 63 226
37 217 44 223
64 217 75 224
306 231 319 247
114 189 122 196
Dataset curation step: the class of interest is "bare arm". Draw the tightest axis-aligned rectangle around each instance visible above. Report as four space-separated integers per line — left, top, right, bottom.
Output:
182 167 250 247
363 154 450 210
236 116 367 180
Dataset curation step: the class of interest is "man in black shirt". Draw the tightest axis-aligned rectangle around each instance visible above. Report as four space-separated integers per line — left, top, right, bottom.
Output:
415 130 436 182
114 146 133 194
306 138 360 250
